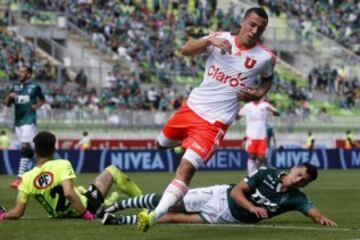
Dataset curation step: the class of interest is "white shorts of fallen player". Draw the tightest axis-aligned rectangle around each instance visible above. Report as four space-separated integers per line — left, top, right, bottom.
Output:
15 124 37 143
182 184 239 224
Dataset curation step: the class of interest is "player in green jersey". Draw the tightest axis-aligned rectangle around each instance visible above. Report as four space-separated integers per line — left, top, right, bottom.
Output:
5 65 46 189
100 163 336 227
0 131 143 220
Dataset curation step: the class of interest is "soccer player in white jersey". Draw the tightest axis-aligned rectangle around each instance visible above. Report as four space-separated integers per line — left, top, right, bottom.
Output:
238 99 279 175
138 7 276 232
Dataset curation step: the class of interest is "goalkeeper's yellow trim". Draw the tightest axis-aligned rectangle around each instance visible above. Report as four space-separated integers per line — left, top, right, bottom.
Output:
17 190 29 204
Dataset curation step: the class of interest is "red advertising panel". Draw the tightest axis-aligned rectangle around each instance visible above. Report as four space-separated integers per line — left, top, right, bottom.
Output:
335 139 360 148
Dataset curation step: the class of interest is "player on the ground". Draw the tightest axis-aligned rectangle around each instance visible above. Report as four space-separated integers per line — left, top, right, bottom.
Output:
0 131 143 220
5 65 46 189
237 99 279 175
101 163 336 227
137 7 276 232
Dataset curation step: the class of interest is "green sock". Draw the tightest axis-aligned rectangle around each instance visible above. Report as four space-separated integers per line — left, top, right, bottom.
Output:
106 165 143 197
104 191 121 206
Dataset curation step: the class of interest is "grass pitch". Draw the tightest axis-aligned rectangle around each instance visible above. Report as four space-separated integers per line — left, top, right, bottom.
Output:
1 170 360 240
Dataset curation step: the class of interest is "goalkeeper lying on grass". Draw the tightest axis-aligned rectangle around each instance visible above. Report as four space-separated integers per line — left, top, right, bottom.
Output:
0 131 142 221
100 163 336 227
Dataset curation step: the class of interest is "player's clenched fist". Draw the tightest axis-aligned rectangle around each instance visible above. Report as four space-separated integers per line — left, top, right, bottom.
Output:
208 37 232 55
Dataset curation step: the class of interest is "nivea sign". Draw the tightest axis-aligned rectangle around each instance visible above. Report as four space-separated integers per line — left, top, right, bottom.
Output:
270 149 328 169
202 150 245 170
1 149 360 175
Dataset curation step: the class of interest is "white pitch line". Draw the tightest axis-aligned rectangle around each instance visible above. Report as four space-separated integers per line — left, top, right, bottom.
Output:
19 217 360 233
176 224 360 233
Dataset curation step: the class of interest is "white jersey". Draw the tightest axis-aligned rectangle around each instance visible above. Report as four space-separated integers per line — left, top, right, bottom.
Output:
238 101 277 139
187 32 276 125
182 184 239 224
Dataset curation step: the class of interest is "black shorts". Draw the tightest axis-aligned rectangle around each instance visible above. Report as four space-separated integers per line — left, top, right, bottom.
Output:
84 184 104 214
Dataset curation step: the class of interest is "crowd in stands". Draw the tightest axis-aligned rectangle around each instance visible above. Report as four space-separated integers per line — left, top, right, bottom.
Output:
258 0 360 55
67 0 241 85
6 0 243 83
307 63 360 109
0 29 58 98
1 0 359 123
1 0 244 113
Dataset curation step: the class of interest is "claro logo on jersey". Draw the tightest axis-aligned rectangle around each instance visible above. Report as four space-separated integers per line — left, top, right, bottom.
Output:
33 172 54 189
207 64 248 88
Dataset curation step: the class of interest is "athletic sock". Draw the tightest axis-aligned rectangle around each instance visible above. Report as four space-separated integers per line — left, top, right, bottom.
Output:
106 165 143 197
116 193 160 210
153 179 188 222
104 191 121 206
118 215 137 224
17 158 30 177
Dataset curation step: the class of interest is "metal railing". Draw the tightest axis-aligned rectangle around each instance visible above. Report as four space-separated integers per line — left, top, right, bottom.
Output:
1 108 360 132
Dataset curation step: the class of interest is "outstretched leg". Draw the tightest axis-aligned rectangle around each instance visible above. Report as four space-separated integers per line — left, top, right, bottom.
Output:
138 158 197 232
98 165 143 197
84 165 143 215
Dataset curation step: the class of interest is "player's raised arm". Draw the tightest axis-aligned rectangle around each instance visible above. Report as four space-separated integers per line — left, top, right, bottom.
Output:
306 208 337 226
180 36 231 57
230 181 268 219
0 191 29 220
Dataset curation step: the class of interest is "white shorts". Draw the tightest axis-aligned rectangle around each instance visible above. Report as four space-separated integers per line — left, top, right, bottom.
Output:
15 124 37 143
182 184 239 224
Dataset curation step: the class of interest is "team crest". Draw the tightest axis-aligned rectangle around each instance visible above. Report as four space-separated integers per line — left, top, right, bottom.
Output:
244 57 257 69
33 172 54 189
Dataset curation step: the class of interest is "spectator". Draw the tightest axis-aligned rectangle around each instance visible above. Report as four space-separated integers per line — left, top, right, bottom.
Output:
75 131 91 150
75 69 87 89
0 130 10 150
305 131 315 150
344 130 360 149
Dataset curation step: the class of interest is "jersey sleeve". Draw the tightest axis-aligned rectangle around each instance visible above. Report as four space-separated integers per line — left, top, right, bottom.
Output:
35 85 45 100
244 167 267 191
17 190 30 204
59 160 77 182
260 48 276 78
260 58 275 78
292 191 315 215
265 102 277 113
18 172 31 195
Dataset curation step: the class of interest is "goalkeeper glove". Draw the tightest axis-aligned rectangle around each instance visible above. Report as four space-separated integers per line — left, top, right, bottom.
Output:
81 210 96 220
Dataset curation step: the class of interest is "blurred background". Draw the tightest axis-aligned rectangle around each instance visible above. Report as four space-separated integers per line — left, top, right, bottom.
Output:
0 0 359 170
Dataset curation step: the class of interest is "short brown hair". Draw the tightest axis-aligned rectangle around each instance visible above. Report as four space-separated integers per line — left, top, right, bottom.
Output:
33 131 56 158
244 7 268 20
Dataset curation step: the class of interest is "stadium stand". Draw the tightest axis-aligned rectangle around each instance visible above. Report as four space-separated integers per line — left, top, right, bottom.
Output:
258 0 360 55
0 0 359 131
